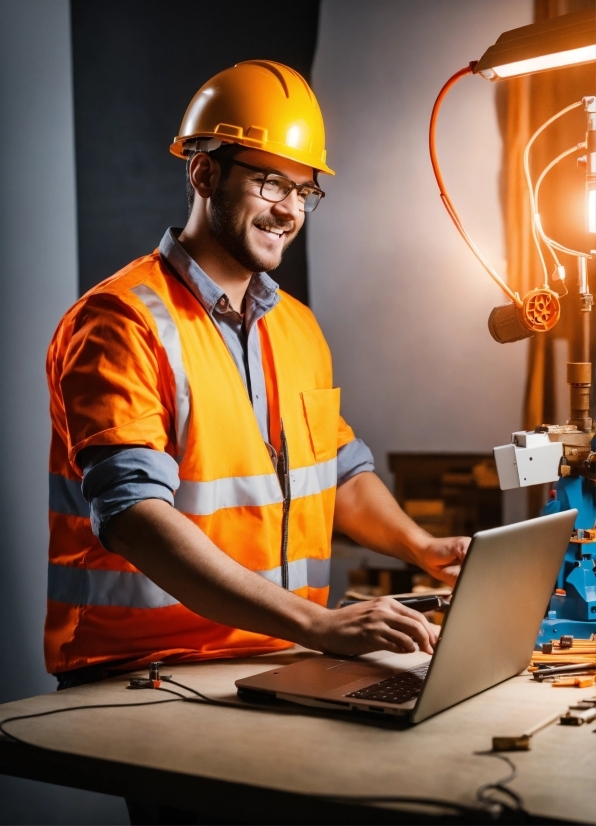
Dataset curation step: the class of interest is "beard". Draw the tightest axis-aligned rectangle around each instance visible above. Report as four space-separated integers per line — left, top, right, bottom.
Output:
209 181 296 272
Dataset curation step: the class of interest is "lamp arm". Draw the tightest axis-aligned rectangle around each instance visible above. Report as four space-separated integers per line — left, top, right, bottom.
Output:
429 64 522 308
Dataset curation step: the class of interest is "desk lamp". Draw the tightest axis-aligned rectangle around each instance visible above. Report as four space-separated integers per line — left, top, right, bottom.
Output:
428 8 596 644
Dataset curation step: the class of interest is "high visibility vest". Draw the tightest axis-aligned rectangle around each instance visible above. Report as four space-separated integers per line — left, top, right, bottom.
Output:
45 252 355 674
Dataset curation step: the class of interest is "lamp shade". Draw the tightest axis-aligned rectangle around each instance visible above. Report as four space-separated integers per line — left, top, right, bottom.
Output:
474 8 596 81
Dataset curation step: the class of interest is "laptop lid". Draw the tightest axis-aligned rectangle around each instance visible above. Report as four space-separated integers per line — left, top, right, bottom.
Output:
411 509 577 722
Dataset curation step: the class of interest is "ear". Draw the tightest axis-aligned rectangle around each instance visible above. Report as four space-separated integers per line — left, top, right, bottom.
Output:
188 152 220 200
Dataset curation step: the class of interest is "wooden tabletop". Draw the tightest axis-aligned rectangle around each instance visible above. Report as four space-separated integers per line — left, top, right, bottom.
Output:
0 648 595 824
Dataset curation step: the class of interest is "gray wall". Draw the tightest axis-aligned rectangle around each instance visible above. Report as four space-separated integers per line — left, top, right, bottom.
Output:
310 0 533 492
0 1 127 822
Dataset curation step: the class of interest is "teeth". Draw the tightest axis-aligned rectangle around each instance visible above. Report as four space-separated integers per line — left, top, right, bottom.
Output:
256 224 283 236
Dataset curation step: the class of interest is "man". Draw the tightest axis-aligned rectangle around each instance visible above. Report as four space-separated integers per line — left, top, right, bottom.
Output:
46 60 470 687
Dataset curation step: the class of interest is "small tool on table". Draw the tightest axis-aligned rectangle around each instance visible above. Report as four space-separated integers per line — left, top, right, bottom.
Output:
492 696 596 749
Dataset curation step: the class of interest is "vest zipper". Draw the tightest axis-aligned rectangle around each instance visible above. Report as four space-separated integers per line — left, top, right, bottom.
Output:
279 421 291 590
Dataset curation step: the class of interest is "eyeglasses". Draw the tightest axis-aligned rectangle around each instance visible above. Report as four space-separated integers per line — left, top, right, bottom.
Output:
227 159 325 213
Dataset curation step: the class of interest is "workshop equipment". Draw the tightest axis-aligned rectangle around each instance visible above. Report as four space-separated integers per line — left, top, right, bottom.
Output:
429 10 596 646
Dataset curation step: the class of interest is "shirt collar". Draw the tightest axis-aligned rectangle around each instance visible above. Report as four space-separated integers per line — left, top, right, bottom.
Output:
158 227 280 319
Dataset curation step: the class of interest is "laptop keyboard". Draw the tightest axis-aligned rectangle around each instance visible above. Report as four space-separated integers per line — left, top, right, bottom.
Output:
345 663 430 705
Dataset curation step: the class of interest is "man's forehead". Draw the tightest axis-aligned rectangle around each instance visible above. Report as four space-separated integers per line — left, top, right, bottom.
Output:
234 148 315 184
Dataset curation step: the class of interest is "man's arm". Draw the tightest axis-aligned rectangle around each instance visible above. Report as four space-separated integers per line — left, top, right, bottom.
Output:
107 498 439 657
334 471 470 586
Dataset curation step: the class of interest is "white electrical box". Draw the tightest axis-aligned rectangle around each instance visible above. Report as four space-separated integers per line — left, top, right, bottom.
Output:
493 434 562 490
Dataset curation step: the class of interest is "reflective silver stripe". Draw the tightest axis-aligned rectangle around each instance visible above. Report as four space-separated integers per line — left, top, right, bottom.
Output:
176 457 337 516
47 563 179 609
49 473 90 517
175 473 283 516
290 457 337 499
131 284 190 458
257 558 330 590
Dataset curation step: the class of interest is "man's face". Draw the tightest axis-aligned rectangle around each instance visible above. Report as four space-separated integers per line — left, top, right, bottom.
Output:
208 149 314 273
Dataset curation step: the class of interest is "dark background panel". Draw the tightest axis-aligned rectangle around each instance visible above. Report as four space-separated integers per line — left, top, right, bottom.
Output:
71 0 320 303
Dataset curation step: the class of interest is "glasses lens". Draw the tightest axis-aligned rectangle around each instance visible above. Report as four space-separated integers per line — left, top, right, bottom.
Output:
302 190 322 213
260 175 292 202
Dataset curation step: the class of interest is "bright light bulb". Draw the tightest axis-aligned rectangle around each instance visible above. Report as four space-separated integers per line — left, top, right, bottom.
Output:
588 187 596 234
492 44 596 79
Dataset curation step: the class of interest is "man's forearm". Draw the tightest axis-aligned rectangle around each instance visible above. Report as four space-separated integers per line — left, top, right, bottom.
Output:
107 499 321 647
333 472 469 586
334 472 430 564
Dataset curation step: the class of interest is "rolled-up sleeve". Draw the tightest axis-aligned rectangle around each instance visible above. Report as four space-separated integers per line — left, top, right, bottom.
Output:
81 447 179 549
337 438 375 486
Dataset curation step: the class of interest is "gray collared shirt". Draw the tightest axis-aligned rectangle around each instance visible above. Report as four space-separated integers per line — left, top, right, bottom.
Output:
81 228 375 547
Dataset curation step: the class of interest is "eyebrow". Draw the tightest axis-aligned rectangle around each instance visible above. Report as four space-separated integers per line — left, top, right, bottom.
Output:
260 167 317 188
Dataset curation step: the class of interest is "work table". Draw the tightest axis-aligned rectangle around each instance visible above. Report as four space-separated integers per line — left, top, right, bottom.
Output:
0 648 594 824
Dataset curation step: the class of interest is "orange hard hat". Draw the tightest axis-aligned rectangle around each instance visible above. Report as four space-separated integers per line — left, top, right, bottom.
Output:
170 60 334 175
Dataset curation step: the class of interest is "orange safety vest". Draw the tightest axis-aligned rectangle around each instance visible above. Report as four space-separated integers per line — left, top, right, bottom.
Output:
45 251 355 673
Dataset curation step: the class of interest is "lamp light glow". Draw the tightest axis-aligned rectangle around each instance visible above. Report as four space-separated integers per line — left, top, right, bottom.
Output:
491 44 596 79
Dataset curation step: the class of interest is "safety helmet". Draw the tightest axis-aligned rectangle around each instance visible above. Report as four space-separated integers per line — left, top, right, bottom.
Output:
170 60 334 175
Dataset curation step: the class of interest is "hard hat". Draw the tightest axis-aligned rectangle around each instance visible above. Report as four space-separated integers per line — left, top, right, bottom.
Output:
170 60 334 175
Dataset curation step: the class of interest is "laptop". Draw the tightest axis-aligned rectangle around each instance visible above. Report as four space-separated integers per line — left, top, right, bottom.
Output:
236 510 577 723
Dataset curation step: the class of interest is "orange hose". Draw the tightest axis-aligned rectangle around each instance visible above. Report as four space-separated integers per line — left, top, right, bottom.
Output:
429 64 523 309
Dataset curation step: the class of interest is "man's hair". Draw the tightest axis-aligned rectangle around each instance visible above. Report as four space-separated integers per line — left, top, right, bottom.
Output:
185 143 245 216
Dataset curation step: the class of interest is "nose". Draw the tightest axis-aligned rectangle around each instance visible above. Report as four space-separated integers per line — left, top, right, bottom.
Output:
271 188 302 223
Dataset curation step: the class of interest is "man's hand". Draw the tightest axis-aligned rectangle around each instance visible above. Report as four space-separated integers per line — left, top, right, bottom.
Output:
411 536 470 587
310 596 438 656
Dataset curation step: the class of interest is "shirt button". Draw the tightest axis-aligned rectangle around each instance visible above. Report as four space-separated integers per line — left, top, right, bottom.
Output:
218 297 226 307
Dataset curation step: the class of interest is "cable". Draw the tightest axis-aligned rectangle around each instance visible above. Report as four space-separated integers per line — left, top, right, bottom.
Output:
534 143 585 267
474 751 527 820
161 676 324 715
0 697 181 746
523 100 589 270
534 142 590 260
429 64 523 308
161 676 217 703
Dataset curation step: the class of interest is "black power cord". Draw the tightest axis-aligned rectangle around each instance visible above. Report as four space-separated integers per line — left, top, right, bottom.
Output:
0 696 182 746
474 751 527 822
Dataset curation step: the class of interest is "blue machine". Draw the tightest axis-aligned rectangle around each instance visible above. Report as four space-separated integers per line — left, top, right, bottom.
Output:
539 472 596 643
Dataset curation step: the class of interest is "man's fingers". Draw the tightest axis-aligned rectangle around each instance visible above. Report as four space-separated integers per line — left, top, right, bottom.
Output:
377 628 417 654
453 536 471 559
382 603 436 654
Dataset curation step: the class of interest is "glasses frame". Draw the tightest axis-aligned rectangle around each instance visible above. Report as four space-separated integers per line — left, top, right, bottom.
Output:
225 159 325 212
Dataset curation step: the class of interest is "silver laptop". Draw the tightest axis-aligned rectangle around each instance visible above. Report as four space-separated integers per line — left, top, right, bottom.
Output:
236 510 576 723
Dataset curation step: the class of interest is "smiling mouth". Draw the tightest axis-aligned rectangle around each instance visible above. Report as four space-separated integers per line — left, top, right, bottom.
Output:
253 222 290 239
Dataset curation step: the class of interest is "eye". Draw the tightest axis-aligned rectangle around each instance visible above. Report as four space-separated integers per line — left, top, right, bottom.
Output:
261 177 284 193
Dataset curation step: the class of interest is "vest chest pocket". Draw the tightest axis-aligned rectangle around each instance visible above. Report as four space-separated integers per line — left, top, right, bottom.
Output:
300 388 341 463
